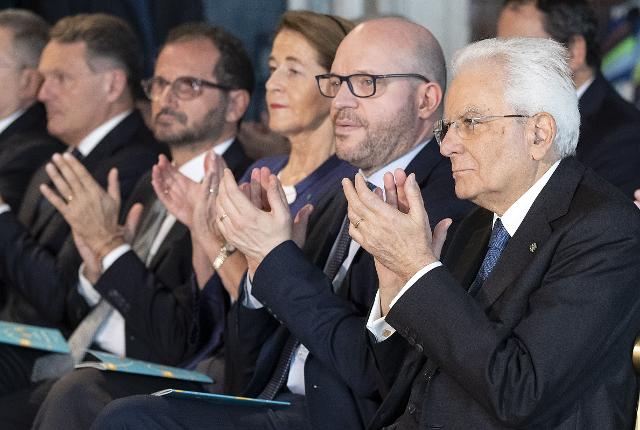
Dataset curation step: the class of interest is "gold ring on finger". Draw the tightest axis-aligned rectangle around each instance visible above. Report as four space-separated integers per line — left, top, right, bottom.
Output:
219 213 228 222
353 218 364 229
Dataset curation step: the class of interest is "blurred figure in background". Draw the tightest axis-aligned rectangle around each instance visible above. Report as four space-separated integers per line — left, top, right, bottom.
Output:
0 9 64 209
0 13 161 426
498 0 640 198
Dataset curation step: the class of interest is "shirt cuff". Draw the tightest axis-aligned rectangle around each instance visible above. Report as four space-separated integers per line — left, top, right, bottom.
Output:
241 273 264 309
77 263 101 306
101 244 131 272
366 261 443 343
0 203 11 215
366 290 397 342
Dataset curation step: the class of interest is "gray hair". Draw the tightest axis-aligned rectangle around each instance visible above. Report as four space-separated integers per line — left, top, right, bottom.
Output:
452 37 579 158
0 9 50 69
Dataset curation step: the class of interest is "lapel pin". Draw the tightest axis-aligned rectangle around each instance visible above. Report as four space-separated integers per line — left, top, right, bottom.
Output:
529 242 537 253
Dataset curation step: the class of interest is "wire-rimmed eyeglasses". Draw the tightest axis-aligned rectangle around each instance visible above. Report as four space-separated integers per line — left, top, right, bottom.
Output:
434 114 530 145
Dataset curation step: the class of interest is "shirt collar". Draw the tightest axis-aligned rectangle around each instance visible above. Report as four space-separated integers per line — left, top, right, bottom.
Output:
176 137 235 182
362 140 429 190
75 110 132 157
0 107 27 134
576 77 595 100
496 160 561 235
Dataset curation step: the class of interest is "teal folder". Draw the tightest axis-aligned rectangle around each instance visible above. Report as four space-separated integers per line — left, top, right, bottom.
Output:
152 389 291 408
0 320 69 353
76 350 213 384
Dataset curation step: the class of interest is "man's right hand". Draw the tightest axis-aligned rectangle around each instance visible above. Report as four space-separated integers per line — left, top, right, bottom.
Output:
634 189 640 210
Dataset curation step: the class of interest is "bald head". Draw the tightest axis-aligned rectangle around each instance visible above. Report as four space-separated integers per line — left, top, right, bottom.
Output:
337 17 446 90
328 17 446 173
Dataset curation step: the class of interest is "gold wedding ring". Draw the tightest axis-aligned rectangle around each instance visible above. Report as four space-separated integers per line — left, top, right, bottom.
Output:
219 213 229 222
209 188 215 194
353 218 364 229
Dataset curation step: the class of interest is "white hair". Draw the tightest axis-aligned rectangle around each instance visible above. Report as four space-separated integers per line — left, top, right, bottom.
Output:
451 37 580 158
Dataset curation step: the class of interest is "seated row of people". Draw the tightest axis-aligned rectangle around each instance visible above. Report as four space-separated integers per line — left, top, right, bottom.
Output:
0 1 636 429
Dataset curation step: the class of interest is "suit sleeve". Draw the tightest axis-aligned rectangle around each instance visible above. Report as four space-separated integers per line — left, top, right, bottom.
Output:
91 250 215 365
386 203 640 427
251 240 381 398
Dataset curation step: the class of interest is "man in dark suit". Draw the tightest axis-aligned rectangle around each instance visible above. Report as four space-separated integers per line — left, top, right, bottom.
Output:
91 17 472 430
0 9 64 209
0 23 255 429
342 37 640 429
0 14 162 408
497 0 640 199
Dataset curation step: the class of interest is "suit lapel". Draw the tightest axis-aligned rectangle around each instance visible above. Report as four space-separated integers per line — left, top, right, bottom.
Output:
448 209 493 290
405 138 441 186
476 158 585 309
80 111 141 166
0 104 46 142
222 139 251 179
147 221 188 270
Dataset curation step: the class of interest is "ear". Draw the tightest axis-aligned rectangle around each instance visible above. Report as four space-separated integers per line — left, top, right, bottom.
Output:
567 35 587 73
224 89 250 123
103 69 128 103
417 82 443 120
527 112 556 161
18 68 43 100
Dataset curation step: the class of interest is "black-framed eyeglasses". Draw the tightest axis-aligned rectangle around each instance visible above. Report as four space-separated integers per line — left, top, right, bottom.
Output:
434 114 530 145
141 76 232 101
315 73 430 98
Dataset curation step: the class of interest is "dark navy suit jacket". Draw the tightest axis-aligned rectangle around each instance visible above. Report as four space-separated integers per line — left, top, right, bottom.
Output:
369 158 640 429
0 110 163 332
224 140 474 429
62 139 252 366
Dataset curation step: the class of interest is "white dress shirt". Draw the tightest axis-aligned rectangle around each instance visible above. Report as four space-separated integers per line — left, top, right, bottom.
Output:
243 140 429 395
367 160 561 342
77 138 234 356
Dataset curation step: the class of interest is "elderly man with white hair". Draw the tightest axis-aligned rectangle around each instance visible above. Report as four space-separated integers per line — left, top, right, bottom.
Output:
345 37 640 429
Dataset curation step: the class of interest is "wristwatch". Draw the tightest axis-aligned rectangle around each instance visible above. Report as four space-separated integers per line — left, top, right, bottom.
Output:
213 243 235 270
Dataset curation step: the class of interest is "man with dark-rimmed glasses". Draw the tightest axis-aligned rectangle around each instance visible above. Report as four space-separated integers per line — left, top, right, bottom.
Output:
26 23 254 429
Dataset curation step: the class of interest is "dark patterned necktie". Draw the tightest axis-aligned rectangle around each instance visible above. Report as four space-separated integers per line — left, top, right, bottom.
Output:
467 218 510 296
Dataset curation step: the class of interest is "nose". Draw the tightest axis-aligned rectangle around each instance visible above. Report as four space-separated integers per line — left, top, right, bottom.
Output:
158 83 178 107
265 67 283 93
331 80 357 111
37 76 53 102
439 127 463 158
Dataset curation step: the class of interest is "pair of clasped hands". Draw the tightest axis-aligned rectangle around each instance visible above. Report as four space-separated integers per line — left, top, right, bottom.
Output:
39 151 451 315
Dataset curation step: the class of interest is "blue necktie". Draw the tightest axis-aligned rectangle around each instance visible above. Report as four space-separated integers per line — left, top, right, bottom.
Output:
467 218 510 296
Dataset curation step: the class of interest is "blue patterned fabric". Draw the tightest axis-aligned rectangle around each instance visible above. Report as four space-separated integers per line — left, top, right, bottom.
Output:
467 218 510 296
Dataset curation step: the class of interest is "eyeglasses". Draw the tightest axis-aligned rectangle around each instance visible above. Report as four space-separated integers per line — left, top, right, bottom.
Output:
434 114 530 145
315 73 430 98
141 76 232 101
